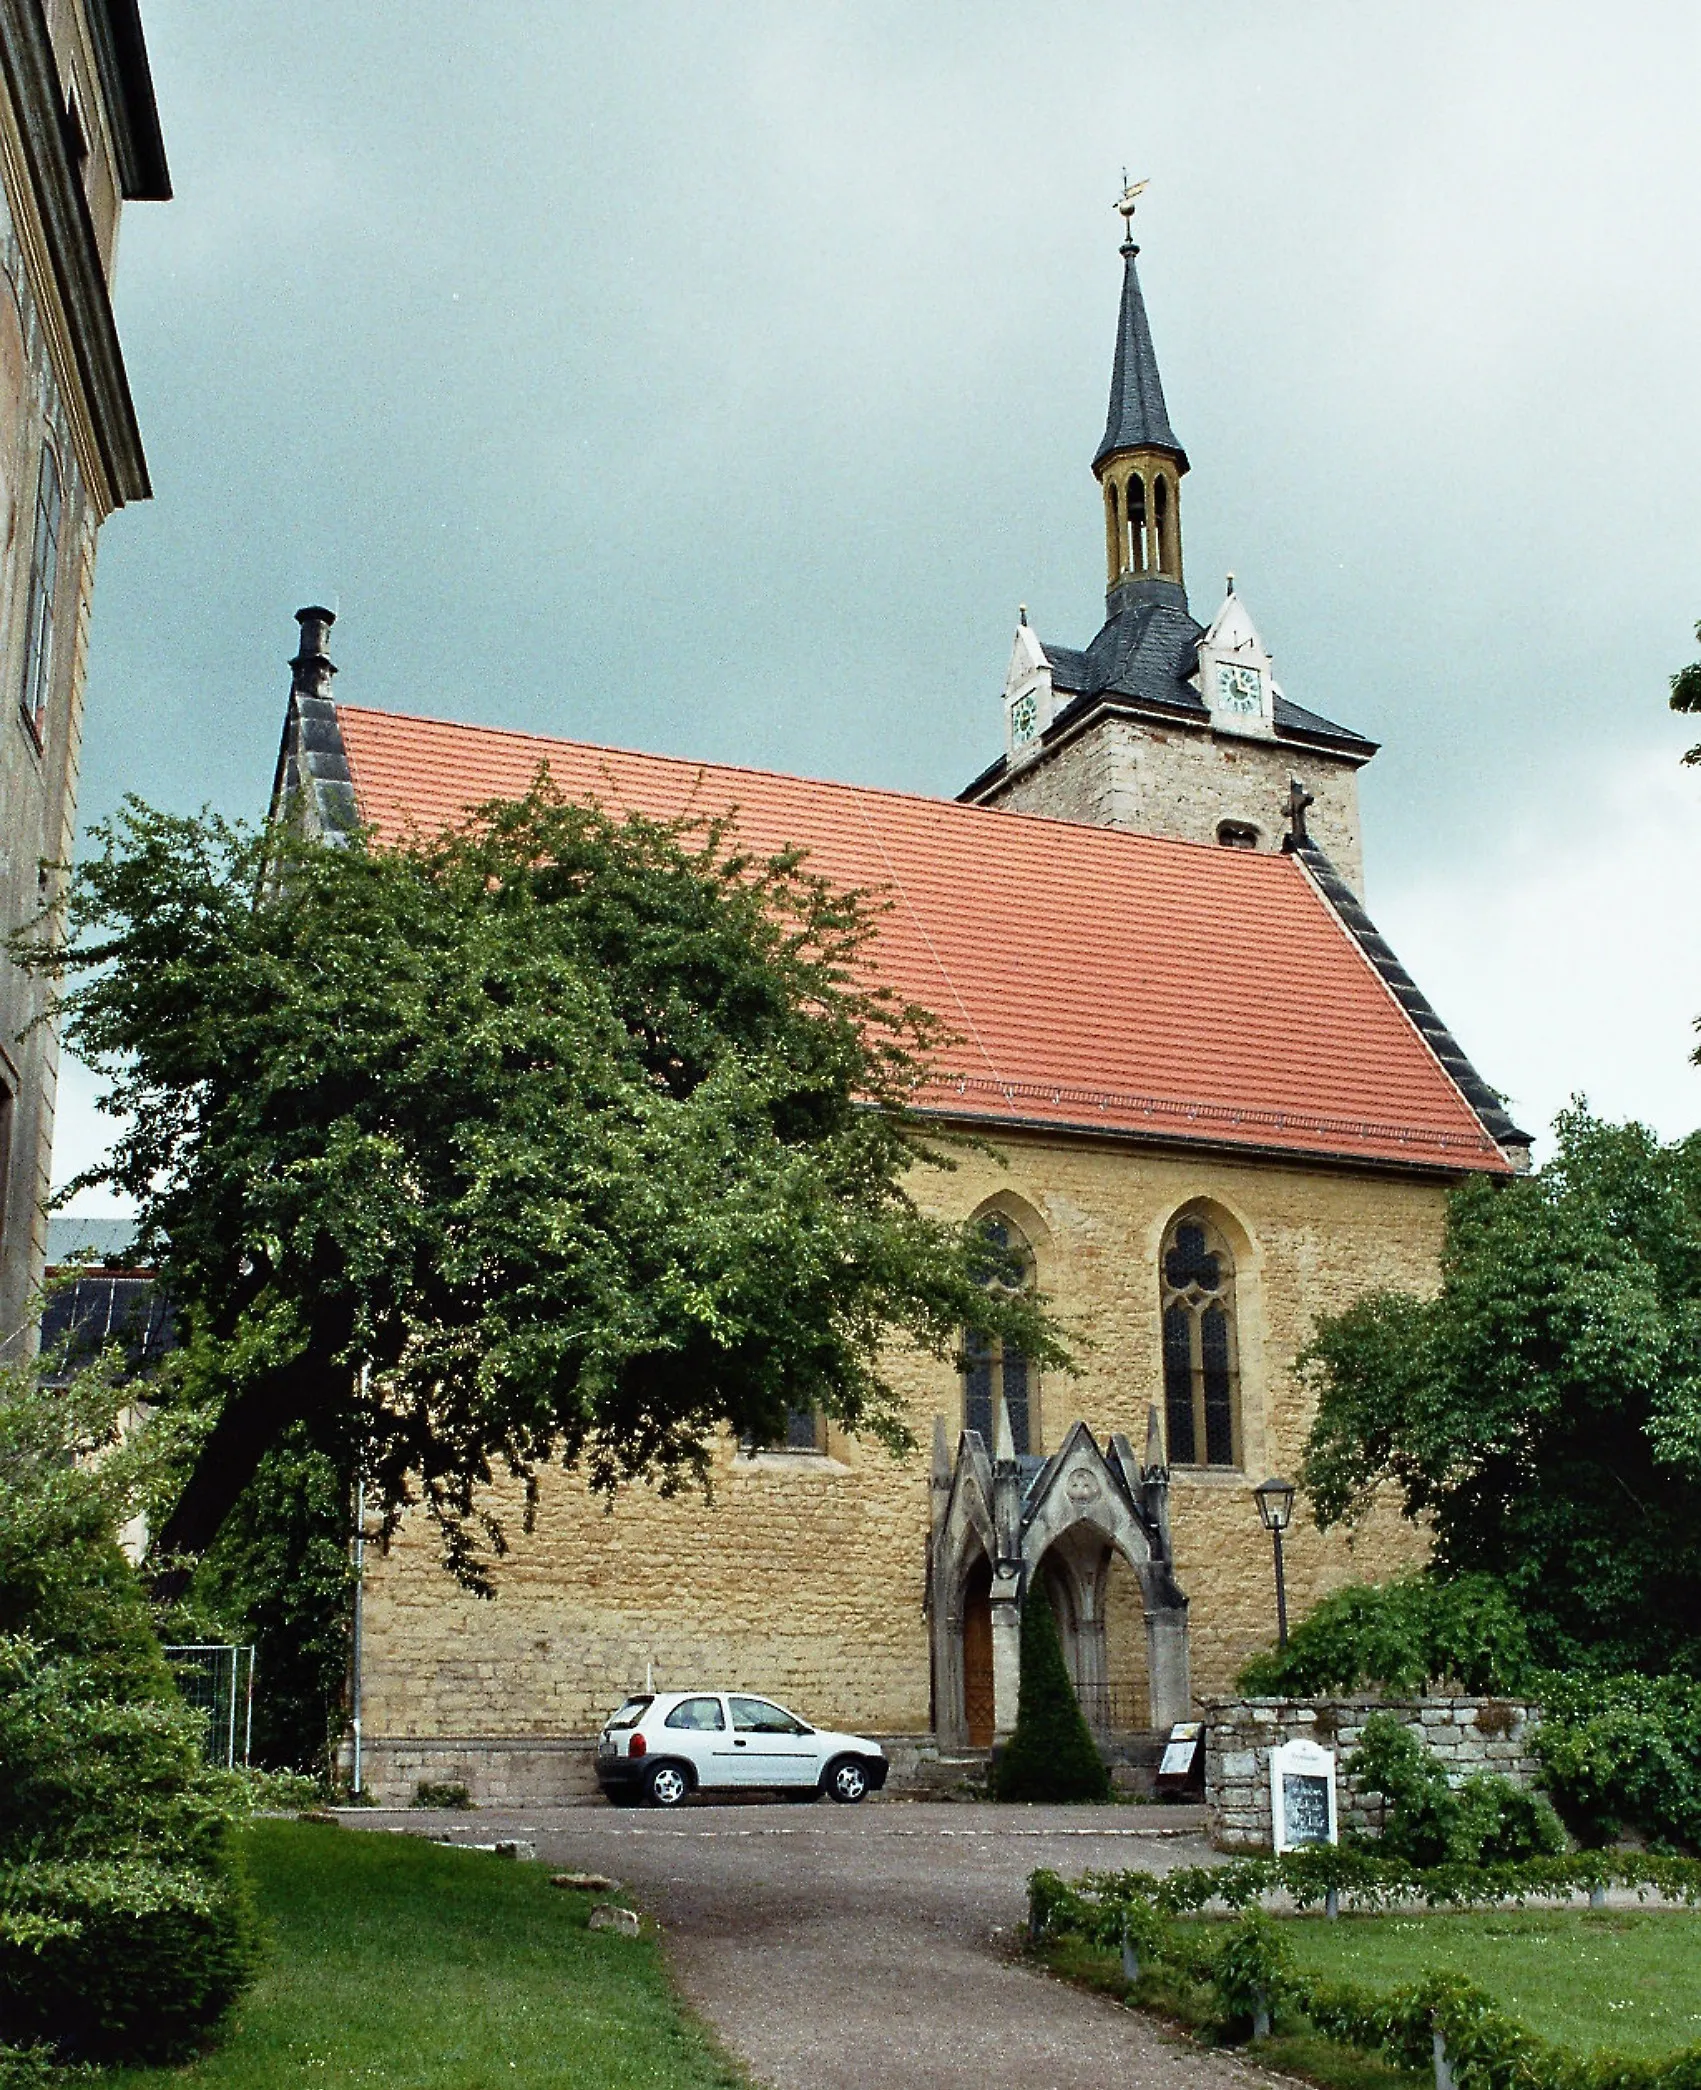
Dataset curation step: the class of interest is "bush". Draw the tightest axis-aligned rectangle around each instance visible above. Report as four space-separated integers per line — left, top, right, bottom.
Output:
992 1588 1111 1804
411 1781 472 1810
1345 1711 1564 1867
0 1358 257 2065
1236 1573 1532 1697
0 1852 256 2064
1531 1671 1701 1851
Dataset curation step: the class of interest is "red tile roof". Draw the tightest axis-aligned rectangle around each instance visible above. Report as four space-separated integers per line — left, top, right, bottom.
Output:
334 704 1509 1175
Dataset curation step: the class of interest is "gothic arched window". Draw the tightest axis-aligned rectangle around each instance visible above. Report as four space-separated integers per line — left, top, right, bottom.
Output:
1160 1213 1239 1468
963 1213 1036 1456
1153 473 1171 574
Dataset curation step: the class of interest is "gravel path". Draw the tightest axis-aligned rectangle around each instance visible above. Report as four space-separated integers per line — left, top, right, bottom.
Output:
350 1798 1274 2090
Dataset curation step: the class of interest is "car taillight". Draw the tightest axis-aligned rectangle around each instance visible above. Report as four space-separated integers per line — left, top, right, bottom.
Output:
628 1732 646 1758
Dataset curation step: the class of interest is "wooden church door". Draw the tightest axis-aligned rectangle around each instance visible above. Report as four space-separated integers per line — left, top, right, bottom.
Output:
961 1558 995 1748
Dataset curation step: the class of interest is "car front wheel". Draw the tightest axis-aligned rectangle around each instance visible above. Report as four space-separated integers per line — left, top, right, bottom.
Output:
825 1756 870 1804
645 1761 691 1808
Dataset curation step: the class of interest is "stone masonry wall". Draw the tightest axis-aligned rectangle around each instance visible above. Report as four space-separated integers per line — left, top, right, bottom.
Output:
358 1133 1449 1801
1204 1696 1544 1851
989 715 1368 898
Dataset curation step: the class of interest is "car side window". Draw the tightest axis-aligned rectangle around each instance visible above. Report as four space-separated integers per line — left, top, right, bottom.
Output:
729 1696 806 1735
664 1696 726 1732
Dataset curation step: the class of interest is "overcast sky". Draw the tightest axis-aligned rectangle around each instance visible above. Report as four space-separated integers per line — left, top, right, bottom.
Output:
55 0 1701 1200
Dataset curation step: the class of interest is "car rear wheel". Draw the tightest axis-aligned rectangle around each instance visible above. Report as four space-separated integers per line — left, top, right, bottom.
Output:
645 1761 691 1808
825 1756 870 1804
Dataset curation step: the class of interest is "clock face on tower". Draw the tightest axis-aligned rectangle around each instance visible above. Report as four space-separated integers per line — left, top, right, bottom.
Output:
1009 689 1039 748
1215 662 1263 717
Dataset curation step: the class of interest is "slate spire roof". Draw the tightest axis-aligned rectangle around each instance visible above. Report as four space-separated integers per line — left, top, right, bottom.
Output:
1094 241 1186 470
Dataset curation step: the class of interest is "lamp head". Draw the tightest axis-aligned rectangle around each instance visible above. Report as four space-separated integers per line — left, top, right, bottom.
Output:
1253 1475 1296 1533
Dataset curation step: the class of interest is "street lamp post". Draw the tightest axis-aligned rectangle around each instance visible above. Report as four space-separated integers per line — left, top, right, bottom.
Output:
1252 1476 1297 1646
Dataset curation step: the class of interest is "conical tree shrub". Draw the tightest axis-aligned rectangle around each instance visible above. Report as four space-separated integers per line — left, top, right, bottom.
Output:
992 1583 1111 1803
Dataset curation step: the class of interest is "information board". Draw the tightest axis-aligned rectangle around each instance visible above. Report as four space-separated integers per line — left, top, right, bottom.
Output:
1158 1722 1202 1779
1269 1737 1338 1853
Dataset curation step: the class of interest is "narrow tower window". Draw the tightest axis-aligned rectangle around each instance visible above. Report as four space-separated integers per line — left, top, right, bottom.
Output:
1153 474 1170 574
1125 473 1147 574
1159 1213 1240 1467
963 1213 1036 1455
19 443 61 740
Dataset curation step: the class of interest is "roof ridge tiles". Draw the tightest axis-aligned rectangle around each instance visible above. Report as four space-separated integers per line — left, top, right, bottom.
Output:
330 700 1332 868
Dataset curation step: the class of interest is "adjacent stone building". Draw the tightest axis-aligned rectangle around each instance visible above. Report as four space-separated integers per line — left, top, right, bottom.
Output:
270 205 1529 1802
0 0 167 1357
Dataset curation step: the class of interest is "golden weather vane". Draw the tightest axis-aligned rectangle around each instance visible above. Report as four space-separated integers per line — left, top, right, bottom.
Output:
1116 170 1149 234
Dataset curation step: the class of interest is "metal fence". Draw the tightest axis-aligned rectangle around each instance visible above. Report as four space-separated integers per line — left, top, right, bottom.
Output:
1074 1680 1150 1734
164 1644 256 1768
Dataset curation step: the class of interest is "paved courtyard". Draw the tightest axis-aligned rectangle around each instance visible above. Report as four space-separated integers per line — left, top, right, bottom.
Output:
351 1798 1272 2090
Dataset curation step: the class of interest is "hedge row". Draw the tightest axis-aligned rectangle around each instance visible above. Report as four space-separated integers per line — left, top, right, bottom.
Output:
1036 1845 1701 1920
1030 1864 1701 2090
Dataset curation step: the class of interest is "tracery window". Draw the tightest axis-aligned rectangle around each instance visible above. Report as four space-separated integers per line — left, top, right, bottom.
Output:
1160 1213 1240 1468
963 1213 1036 1456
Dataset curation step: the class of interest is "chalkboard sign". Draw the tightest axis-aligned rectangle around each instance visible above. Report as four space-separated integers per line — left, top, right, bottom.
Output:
1282 1772 1332 1847
1269 1738 1338 1853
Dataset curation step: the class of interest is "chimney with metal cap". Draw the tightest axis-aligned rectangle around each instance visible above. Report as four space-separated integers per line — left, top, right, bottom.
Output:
290 606 337 701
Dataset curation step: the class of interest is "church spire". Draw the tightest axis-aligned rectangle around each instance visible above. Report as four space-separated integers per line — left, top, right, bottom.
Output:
1093 180 1188 612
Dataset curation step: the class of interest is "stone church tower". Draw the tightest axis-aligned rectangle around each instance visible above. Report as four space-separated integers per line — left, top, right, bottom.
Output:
959 196 1374 896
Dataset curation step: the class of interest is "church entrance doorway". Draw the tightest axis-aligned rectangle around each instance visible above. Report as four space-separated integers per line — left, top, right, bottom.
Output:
961 1557 995 1748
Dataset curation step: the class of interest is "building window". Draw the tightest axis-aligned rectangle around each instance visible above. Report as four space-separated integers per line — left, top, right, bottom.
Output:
1217 820 1260 850
781 1405 825 1453
963 1213 1036 1455
19 443 62 741
1160 1213 1240 1467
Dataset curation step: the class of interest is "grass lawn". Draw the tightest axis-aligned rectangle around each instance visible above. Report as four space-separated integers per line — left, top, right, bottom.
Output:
1283 1908 1701 2060
99 1820 746 2090
1039 1909 1701 2090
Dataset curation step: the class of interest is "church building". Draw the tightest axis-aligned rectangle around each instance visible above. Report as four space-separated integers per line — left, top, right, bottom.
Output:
271 203 1528 1803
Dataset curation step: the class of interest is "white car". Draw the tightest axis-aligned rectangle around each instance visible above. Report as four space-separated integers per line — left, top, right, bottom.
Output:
594 1690 889 1808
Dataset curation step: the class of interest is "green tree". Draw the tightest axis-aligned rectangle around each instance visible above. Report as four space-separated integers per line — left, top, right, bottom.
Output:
188 1427 356 1773
19 786 1065 1591
1669 619 1701 767
1298 1108 1701 1674
993 1585 1111 1803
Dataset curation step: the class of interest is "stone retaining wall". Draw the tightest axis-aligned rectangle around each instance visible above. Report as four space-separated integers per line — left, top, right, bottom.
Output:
1202 1696 1544 1851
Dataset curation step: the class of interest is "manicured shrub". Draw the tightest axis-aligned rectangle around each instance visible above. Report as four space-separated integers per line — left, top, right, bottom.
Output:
993 1587 1111 1804
0 1850 256 2063
1236 1573 1532 1697
0 1358 257 2066
1345 1711 1563 1866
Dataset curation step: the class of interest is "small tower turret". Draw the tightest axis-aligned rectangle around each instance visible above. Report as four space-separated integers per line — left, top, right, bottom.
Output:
1094 179 1188 614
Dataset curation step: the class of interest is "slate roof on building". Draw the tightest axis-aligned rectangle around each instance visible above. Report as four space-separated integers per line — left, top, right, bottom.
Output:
960 599 1378 804
322 702 1519 1175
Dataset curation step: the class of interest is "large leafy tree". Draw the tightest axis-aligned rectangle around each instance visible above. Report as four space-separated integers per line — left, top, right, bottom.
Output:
1298 1109 1701 1675
21 786 1064 1593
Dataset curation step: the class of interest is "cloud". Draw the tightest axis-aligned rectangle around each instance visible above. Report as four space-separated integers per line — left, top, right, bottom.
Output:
1373 750 1701 1159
